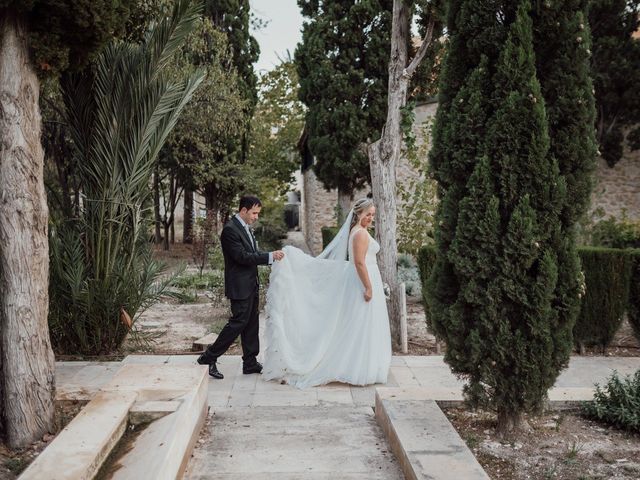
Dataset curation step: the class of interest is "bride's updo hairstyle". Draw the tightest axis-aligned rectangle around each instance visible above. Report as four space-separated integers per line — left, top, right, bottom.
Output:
350 197 375 230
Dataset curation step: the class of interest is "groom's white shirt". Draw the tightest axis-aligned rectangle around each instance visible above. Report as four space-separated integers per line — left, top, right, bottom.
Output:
235 213 273 264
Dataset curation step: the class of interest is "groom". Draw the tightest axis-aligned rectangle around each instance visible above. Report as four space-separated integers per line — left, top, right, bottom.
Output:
197 195 284 379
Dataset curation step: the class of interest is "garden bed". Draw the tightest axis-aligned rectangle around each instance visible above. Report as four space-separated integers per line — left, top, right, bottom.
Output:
444 406 640 480
0 400 86 479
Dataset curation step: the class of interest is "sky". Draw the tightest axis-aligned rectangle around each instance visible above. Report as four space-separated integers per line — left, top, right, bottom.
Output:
249 0 304 75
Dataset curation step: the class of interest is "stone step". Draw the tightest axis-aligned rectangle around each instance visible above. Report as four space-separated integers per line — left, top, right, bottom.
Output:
22 362 208 480
20 390 137 479
192 333 218 352
375 389 489 480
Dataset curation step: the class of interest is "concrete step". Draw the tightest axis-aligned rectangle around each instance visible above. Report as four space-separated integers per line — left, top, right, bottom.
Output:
22 362 208 480
192 333 218 352
184 406 404 479
375 390 489 480
20 390 137 479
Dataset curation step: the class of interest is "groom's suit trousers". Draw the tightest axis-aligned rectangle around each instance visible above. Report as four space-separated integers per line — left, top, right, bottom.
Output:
202 287 260 366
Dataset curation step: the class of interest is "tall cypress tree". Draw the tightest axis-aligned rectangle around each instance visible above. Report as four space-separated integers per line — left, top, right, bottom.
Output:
588 0 640 167
296 0 392 208
205 0 259 110
202 0 259 216
428 0 595 434
428 0 513 345
532 0 597 373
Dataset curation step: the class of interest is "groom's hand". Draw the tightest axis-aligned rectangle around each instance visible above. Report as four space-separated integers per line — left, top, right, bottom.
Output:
272 250 285 261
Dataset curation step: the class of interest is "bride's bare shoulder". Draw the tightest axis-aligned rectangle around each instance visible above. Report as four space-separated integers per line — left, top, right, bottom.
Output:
350 228 369 243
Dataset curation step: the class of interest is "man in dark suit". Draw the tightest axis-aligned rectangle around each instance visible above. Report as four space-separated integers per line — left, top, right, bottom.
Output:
197 196 284 379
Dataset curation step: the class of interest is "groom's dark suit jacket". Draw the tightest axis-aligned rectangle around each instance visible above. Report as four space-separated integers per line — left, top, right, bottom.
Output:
220 216 270 300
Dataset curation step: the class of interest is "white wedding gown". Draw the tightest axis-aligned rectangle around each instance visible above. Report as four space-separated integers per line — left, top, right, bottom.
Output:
263 227 391 389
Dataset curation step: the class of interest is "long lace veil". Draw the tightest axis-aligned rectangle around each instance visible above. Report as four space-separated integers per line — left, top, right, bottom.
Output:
316 209 353 261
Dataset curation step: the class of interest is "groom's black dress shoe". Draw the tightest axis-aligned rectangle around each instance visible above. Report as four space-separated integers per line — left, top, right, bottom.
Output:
243 362 263 375
208 363 224 379
196 354 208 365
197 355 224 379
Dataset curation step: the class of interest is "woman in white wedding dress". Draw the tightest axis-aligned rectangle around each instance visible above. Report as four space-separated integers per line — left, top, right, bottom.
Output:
263 198 392 389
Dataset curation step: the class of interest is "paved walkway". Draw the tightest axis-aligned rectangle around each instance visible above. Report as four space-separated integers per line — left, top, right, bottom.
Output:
55 354 640 479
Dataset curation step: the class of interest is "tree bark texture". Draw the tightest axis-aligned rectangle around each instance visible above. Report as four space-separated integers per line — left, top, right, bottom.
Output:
0 12 56 448
337 188 352 224
368 0 434 346
183 188 193 243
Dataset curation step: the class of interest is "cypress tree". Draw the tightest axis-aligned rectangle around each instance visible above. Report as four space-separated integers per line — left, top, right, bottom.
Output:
532 0 598 376
429 0 595 435
296 0 392 205
588 0 640 167
205 0 259 110
428 0 513 345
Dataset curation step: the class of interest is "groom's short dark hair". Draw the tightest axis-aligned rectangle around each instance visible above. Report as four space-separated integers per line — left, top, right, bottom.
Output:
239 195 262 211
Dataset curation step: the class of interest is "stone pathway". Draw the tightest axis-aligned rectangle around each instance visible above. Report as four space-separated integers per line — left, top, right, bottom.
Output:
54 354 640 479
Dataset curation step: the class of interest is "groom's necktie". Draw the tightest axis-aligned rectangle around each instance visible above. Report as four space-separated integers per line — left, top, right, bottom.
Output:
245 225 256 251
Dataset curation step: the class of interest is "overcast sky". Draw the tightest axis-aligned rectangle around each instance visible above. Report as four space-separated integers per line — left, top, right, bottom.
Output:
250 0 304 75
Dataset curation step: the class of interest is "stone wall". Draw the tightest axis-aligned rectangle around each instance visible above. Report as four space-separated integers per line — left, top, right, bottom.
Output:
301 168 340 254
589 147 640 221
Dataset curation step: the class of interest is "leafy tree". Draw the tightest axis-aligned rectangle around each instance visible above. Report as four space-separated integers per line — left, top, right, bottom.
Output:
0 0 137 447
204 0 259 109
246 60 305 197
296 0 392 214
161 18 247 237
589 0 640 167
244 60 306 251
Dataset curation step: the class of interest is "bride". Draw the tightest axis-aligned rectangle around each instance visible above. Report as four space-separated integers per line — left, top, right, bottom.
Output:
263 197 392 388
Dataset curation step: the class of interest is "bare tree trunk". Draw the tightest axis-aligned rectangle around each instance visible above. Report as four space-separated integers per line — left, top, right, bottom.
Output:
337 188 352 224
0 12 56 448
153 167 162 244
368 0 434 346
183 188 194 244
163 224 170 250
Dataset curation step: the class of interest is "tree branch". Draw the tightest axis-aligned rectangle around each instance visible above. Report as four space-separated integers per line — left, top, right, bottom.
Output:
404 18 436 79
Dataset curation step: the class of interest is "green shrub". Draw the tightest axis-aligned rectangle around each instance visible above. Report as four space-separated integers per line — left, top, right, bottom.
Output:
582 370 640 433
628 249 640 344
321 226 340 249
397 253 422 296
574 247 632 350
171 271 224 290
588 214 640 249
417 245 437 334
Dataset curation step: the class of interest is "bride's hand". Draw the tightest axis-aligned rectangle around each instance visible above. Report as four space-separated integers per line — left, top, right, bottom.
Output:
364 287 372 302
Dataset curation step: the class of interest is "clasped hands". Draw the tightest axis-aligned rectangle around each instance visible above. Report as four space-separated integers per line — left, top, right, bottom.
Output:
272 250 285 261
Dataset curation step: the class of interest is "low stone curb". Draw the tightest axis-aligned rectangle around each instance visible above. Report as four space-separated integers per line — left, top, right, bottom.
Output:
20 363 208 480
374 383 611 480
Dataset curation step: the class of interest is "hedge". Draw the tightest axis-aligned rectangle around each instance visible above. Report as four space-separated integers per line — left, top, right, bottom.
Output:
574 247 632 350
321 226 340 250
417 245 437 333
628 249 640 343
417 245 638 352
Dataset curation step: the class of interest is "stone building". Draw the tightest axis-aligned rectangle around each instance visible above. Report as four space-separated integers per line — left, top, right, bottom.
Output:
298 101 640 254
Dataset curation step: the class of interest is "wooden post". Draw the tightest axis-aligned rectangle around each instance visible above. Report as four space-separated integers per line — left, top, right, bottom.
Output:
400 282 408 354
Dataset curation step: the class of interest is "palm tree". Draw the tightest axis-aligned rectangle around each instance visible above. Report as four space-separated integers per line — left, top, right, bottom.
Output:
49 0 205 354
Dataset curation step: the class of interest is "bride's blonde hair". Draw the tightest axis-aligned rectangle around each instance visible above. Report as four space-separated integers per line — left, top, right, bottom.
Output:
350 197 375 231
